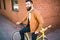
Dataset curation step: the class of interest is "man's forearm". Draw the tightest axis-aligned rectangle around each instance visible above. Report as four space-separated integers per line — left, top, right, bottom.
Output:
20 16 27 23
36 24 43 32
16 16 27 25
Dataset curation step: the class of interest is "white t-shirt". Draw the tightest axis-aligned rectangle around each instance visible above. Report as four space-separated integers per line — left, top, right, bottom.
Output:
28 13 31 21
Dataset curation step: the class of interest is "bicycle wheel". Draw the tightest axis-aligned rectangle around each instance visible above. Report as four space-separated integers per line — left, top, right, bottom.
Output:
12 31 30 40
12 31 21 40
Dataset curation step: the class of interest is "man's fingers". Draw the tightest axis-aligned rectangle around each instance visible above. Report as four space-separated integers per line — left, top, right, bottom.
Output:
35 31 39 34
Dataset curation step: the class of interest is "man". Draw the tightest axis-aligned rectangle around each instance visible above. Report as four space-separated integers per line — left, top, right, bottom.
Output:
16 0 44 40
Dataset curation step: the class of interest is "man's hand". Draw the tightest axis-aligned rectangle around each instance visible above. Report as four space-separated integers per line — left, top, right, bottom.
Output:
35 31 39 34
16 22 20 25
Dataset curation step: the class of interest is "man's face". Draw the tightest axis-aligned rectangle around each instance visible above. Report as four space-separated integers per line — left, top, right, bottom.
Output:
26 1 32 11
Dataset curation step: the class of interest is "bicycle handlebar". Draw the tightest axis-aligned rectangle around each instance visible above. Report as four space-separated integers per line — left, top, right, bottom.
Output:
40 25 52 33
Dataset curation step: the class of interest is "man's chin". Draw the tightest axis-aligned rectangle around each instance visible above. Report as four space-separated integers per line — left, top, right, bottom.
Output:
27 9 30 11
27 7 31 11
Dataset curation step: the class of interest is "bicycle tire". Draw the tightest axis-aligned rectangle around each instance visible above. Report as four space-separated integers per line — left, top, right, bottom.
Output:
12 31 21 40
12 31 29 40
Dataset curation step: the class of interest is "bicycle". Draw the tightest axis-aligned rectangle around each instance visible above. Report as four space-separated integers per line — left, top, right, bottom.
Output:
12 24 52 40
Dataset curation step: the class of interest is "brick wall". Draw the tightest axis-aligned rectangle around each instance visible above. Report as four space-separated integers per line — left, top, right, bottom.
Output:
0 0 60 28
33 0 60 27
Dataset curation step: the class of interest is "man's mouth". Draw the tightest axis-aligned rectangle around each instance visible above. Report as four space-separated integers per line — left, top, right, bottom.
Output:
27 7 31 11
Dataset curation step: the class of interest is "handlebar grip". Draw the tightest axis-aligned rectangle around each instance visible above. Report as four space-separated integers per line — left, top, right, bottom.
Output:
40 25 52 32
20 23 26 26
48 25 52 28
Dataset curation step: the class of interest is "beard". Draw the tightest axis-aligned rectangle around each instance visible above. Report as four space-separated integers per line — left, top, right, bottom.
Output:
27 7 32 11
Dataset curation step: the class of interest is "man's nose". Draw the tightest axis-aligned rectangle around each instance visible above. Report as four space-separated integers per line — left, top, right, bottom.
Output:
26 5 29 7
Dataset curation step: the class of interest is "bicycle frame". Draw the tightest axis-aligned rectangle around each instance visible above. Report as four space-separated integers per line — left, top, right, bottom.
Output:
25 33 30 40
25 25 52 40
25 31 45 40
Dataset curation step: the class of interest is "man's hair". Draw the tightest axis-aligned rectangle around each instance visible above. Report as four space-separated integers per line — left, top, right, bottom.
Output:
26 0 33 3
